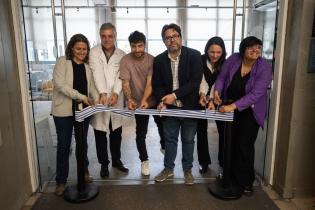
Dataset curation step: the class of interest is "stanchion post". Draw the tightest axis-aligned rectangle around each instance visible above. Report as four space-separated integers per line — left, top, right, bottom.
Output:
75 104 85 193
208 100 241 200
63 102 99 203
222 120 233 188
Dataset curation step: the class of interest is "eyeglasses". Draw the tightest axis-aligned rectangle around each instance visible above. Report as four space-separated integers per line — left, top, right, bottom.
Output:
246 45 262 52
164 34 180 42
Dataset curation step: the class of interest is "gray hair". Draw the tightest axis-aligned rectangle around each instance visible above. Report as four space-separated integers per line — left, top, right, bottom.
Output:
99 22 117 35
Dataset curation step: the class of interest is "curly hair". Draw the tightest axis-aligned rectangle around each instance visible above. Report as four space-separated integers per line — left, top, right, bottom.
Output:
128 30 146 44
65 33 90 63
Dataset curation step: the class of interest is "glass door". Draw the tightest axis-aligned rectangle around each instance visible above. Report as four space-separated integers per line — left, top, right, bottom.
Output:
21 0 101 187
21 0 68 187
20 0 278 187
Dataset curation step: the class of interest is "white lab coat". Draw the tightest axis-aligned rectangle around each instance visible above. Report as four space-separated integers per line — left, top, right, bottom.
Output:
89 45 126 132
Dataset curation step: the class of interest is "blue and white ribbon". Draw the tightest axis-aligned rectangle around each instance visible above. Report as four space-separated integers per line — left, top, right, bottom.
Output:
75 104 233 122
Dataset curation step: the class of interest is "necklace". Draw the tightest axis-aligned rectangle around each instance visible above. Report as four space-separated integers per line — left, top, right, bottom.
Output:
241 69 249 77
241 62 252 77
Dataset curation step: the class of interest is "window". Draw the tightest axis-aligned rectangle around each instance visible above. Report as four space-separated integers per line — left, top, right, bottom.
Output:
115 0 177 55
186 0 217 53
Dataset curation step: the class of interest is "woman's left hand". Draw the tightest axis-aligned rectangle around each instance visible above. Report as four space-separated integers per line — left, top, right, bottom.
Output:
219 103 237 113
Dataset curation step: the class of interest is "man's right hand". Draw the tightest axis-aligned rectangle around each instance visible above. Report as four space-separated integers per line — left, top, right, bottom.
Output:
99 93 107 105
157 101 166 111
127 99 138 110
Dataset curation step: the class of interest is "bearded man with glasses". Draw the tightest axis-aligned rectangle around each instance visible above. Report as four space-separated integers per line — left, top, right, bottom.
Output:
152 23 203 185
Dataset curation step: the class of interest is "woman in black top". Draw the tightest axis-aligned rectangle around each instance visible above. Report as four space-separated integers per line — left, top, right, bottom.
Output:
197 37 226 173
52 34 98 196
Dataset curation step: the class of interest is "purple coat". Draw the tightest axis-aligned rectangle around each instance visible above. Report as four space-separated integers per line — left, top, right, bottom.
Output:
215 53 272 127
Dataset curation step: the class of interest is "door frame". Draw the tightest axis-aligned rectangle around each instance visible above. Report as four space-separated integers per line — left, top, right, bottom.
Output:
11 0 40 192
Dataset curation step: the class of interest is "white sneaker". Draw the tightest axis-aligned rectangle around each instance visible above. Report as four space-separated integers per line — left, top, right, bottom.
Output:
141 160 150 176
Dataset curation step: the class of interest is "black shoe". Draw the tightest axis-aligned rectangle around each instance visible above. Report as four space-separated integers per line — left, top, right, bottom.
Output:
216 172 223 180
199 165 208 174
243 186 254 197
100 164 109 178
112 160 129 173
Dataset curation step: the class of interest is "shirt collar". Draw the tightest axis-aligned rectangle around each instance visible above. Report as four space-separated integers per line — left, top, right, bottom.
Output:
206 59 215 73
102 46 116 61
168 49 181 62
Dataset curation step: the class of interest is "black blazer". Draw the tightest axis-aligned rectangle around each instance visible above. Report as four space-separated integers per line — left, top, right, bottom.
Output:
152 46 203 110
201 54 219 95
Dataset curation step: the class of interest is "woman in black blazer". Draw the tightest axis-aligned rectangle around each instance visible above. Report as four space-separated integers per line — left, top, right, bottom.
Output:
197 37 226 173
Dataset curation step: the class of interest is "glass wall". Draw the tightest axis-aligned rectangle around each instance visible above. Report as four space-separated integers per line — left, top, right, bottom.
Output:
21 0 277 187
115 0 177 55
116 0 146 53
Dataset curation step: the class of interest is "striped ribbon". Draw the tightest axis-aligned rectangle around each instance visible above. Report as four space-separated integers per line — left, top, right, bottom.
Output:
75 104 233 122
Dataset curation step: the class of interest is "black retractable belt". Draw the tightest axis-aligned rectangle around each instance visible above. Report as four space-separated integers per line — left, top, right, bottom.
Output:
63 102 99 203
208 100 242 200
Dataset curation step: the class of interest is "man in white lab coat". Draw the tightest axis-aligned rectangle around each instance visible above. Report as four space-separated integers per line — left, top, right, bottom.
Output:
89 23 128 178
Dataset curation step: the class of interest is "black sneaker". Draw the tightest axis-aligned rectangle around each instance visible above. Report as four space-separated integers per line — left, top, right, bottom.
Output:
100 164 109 178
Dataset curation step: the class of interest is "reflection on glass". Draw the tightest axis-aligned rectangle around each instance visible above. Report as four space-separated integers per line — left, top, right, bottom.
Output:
187 41 205 54
65 8 97 46
187 20 216 39
147 8 177 19
188 8 217 19
117 40 131 54
116 19 146 40
148 20 176 39
148 40 166 56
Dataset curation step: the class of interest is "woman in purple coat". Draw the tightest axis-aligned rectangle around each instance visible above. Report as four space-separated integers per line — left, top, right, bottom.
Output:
214 36 272 196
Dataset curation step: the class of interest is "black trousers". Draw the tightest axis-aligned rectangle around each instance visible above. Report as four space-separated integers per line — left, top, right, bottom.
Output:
196 119 226 167
54 116 90 184
94 119 122 166
196 119 211 166
216 120 225 167
135 115 165 161
135 114 149 161
231 108 259 188
153 115 165 149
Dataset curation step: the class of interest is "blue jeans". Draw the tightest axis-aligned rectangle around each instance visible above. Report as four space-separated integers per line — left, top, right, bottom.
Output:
54 116 89 184
163 117 197 171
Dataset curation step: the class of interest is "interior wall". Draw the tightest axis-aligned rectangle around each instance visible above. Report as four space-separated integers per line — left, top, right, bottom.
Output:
273 0 315 198
0 0 33 209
